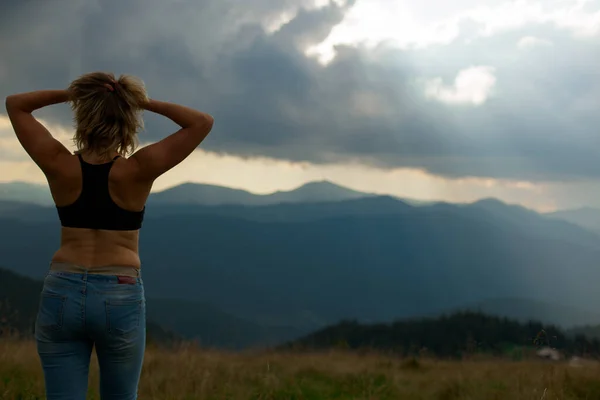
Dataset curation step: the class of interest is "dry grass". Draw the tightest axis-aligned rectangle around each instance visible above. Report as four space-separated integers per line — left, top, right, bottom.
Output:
2 339 600 399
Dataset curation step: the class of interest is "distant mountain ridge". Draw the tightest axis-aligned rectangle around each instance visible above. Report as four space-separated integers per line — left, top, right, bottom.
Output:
147 180 376 206
0 180 378 207
0 181 52 206
2 180 599 230
438 297 600 328
546 207 600 234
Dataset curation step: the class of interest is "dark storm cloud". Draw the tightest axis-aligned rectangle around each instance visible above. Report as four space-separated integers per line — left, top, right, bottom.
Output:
1 0 599 181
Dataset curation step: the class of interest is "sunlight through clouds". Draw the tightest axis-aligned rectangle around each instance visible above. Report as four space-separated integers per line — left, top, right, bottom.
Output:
306 0 600 64
517 35 554 49
0 115 74 162
263 0 349 33
423 66 497 106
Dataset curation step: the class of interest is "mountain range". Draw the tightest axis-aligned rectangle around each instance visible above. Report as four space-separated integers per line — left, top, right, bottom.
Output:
2 179 600 348
149 180 378 206
1 195 600 334
0 180 379 207
1 179 596 230
546 207 600 235
0 181 53 206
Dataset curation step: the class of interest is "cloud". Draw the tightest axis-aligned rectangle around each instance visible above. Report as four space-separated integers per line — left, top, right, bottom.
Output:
5 111 600 212
0 115 74 162
1 0 600 183
423 66 497 106
517 35 554 49
307 0 600 60
0 115 566 212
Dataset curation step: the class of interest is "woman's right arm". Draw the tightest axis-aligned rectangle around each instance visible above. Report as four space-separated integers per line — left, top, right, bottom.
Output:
131 99 214 181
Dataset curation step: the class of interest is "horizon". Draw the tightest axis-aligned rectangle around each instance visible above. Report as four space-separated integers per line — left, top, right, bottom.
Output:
0 177 590 213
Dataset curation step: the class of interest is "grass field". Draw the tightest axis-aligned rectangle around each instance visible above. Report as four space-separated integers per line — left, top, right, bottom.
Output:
2 340 600 399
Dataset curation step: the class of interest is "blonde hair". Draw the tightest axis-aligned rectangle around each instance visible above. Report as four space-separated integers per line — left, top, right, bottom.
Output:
68 71 148 158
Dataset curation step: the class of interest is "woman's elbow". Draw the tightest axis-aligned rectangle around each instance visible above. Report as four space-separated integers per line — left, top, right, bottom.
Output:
197 114 214 131
5 94 27 114
5 95 17 111
203 114 215 127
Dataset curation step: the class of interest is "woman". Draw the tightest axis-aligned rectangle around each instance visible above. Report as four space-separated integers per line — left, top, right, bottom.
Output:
5 71 214 399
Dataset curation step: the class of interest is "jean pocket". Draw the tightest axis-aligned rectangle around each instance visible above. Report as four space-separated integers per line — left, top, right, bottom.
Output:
106 299 143 338
36 292 66 332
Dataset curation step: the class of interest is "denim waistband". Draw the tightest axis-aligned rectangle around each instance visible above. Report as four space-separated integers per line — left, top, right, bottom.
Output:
49 261 141 278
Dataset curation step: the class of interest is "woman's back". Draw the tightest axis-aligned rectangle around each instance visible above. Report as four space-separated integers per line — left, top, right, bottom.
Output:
50 152 152 268
5 71 214 399
6 71 213 270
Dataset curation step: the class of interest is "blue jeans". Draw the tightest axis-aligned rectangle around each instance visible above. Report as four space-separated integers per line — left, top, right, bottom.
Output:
35 269 146 400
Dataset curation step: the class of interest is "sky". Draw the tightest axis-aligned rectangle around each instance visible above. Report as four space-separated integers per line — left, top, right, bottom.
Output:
1 0 599 211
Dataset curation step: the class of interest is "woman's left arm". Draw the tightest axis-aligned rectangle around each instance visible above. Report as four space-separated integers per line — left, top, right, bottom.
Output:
5 90 72 176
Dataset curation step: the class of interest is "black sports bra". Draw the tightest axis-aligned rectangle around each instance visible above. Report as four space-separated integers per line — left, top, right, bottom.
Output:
56 154 145 231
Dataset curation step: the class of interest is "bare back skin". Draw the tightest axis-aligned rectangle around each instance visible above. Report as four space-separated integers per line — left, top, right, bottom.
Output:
49 152 152 268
